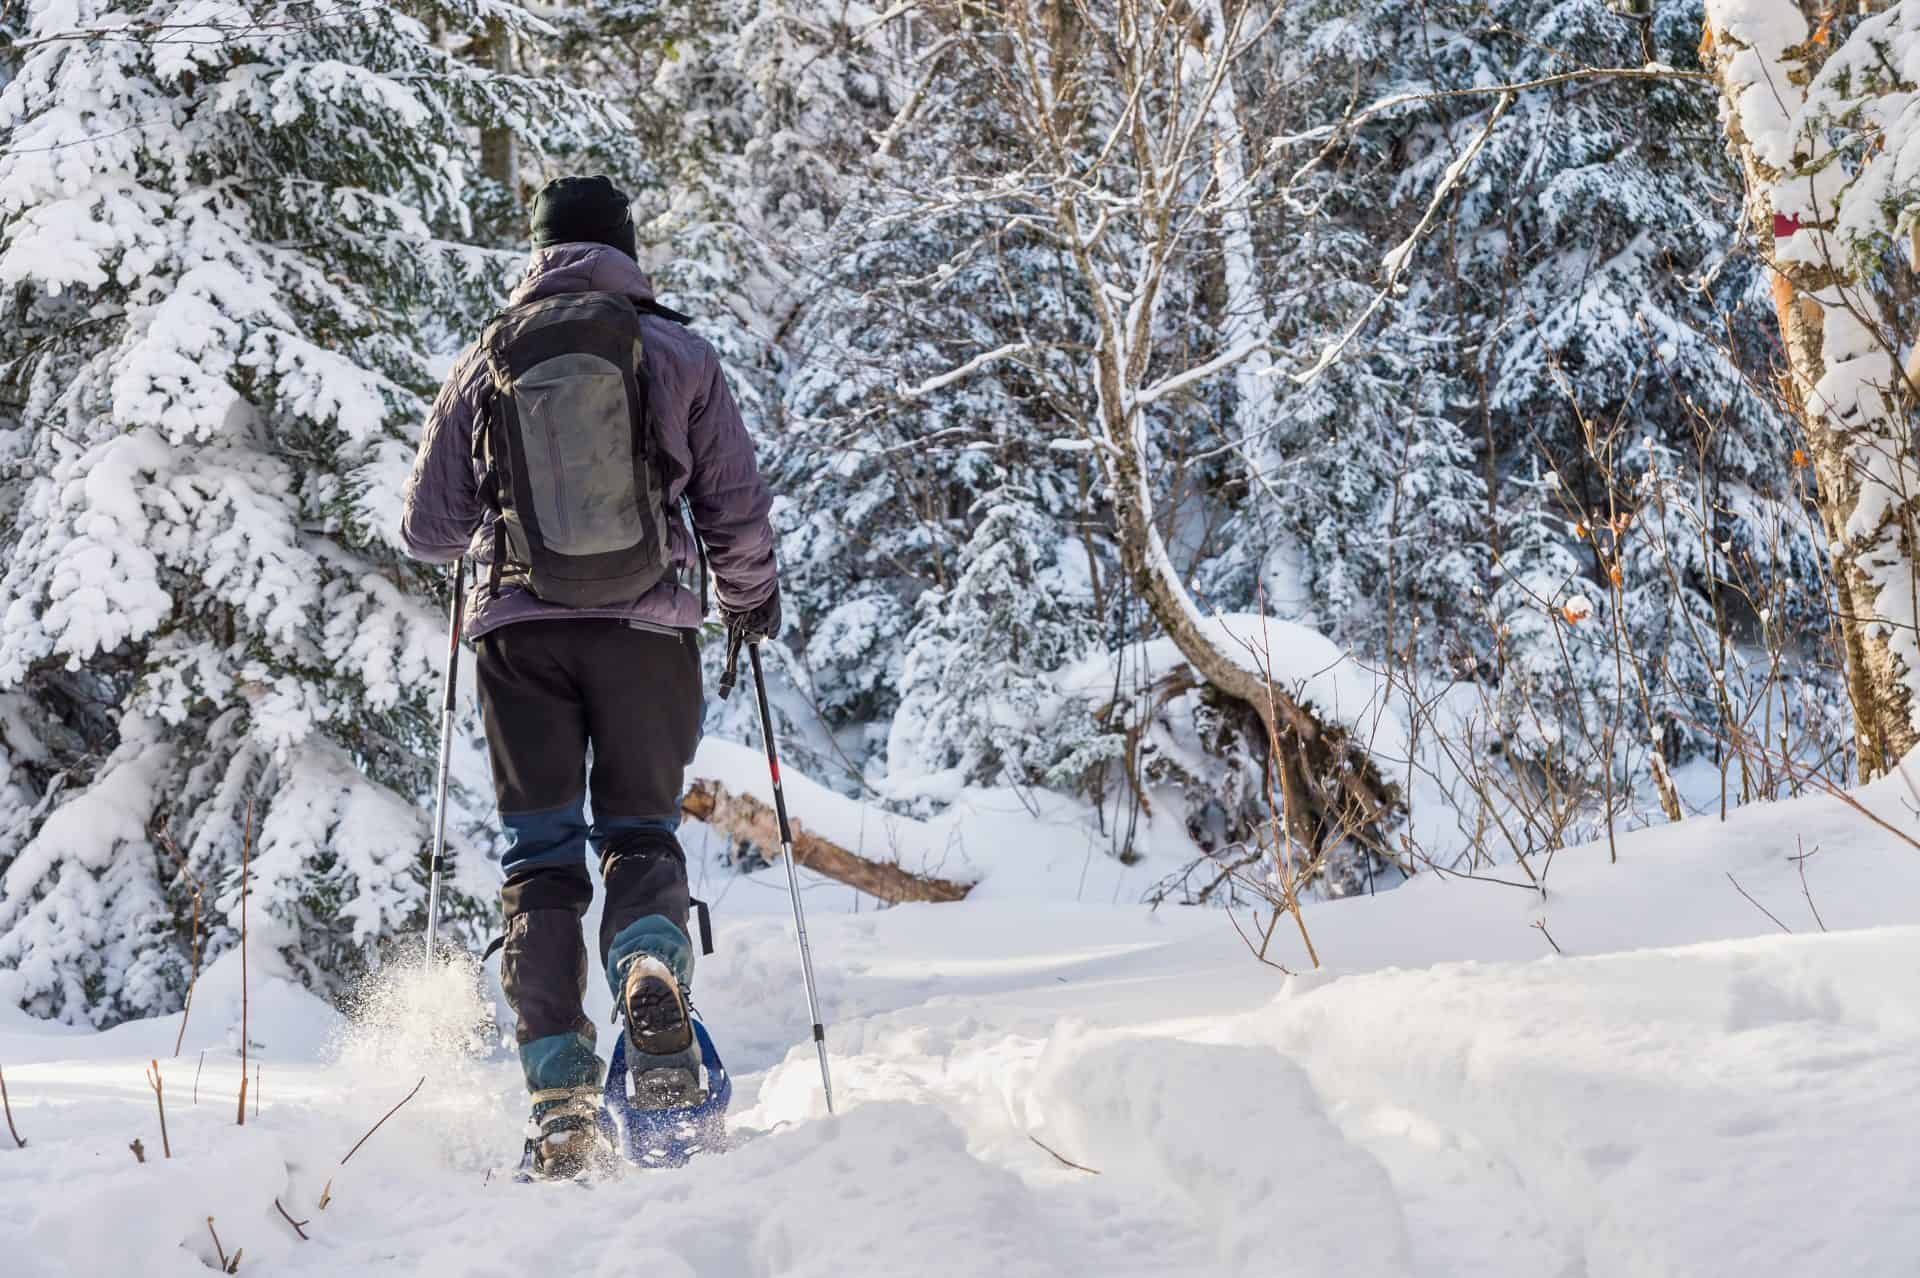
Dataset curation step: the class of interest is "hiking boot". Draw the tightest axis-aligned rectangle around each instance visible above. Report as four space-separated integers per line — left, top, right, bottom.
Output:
620 954 703 1107
523 1086 610 1179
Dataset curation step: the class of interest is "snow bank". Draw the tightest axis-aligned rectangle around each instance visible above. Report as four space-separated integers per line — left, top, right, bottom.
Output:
1058 612 1407 759
8 757 1920 1275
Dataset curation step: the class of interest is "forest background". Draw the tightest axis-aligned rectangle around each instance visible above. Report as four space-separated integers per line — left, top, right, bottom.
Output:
3 0 1915 1028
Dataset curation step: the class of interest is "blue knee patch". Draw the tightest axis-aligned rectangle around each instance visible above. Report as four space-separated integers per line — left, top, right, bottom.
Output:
501 798 589 874
519 1030 602 1093
590 812 682 850
606 914 694 999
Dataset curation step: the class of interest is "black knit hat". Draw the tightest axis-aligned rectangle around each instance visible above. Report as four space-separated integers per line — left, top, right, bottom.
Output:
529 175 636 259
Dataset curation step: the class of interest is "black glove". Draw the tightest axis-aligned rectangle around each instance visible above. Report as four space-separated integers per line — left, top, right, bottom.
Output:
721 589 782 643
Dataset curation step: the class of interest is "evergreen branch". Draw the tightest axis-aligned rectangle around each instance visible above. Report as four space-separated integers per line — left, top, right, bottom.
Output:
10 3 388 50
1269 65 1713 151
1289 91 1516 389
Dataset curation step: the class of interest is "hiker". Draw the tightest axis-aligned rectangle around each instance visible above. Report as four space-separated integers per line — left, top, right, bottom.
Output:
400 175 781 1177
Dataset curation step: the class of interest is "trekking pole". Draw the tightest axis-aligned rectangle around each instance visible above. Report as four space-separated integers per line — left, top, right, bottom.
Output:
721 634 834 1112
424 557 467 969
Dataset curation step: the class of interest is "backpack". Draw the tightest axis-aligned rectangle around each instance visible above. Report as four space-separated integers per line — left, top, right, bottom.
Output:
474 291 689 608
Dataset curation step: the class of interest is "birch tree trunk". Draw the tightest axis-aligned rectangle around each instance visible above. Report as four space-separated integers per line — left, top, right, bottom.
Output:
1703 0 1920 776
1196 1 1282 487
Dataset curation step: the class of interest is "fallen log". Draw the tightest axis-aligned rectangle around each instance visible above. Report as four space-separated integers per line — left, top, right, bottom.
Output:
681 779 975 904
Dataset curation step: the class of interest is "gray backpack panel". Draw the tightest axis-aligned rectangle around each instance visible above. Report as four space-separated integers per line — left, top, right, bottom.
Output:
512 351 647 557
478 292 674 608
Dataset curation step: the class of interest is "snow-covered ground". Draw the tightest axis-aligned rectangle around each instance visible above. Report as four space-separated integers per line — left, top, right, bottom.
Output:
6 760 1920 1276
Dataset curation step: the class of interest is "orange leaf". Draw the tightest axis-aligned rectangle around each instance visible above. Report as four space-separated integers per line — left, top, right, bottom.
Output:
1610 564 1624 586
1792 447 1809 468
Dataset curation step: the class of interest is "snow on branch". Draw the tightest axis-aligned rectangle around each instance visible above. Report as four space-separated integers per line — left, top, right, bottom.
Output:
1267 65 1710 151
1135 336 1271 406
896 341 1032 400
1288 91 1515 388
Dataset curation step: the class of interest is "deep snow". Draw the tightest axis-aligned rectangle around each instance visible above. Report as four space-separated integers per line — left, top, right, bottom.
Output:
5 758 1920 1276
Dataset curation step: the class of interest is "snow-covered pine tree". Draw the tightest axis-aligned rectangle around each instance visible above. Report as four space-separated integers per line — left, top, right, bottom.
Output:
1234 0 1833 798
777 175 1107 778
888 485 1100 800
0 0 621 1024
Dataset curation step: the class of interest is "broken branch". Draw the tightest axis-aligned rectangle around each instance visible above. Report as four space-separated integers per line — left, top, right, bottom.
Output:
681 780 974 904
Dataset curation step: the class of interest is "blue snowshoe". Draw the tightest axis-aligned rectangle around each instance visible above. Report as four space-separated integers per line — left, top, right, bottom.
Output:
603 1018 732 1167
605 952 731 1167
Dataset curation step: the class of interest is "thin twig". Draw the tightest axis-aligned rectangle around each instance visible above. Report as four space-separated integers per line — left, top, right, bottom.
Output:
194 1049 205 1105
1029 1133 1101 1174
206 1217 240 1273
340 1075 424 1166
273 1198 310 1241
1225 904 1294 973
1531 918 1564 955
158 827 204 1058
321 1073 427 1207
237 800 252 1128
1793 838 1828 933
0 1064 24 1148
254 1065 260 1120
1727 872 1792 934
146 1060 171 1158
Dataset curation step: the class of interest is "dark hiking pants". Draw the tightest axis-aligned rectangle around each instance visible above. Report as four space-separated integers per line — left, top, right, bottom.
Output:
475 618 702 1094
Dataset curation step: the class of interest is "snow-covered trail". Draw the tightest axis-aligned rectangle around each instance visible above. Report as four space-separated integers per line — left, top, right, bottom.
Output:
7 771 1920 1276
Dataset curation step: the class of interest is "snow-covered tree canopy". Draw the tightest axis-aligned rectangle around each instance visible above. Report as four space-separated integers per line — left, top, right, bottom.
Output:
0 0 1857 1025
0 0 622 1023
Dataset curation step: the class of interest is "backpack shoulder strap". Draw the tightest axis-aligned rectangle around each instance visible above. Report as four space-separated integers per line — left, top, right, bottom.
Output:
473 312 518 600
636 298 692 325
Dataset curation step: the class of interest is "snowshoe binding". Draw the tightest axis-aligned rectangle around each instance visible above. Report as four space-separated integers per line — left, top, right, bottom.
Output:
605 955 731 1168
518 1085 616 1182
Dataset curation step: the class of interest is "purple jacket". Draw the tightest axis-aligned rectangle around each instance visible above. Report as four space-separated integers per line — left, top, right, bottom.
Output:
400 244 777 637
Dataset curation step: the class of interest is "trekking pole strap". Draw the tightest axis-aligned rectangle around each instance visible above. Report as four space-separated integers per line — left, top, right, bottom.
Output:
690 896 715 956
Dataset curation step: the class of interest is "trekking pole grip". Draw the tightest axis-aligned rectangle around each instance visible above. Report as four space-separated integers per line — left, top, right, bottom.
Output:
717 627 745 701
